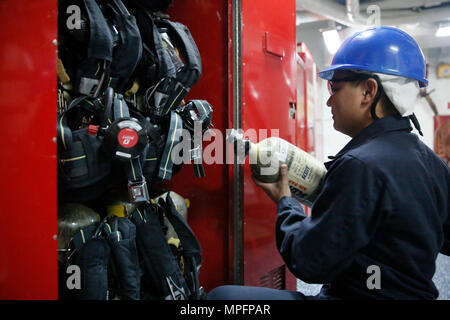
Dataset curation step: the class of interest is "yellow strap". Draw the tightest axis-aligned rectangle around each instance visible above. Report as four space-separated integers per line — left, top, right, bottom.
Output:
125 80 140 97
80 229 86 244
107 205 127 218
167 237 181 248
130 159 136 180
61 155 86 163
57 57 71 84
94 62 101 76
59 115 67 150
165 87 185 115
198 100 208 116
136 208 146 223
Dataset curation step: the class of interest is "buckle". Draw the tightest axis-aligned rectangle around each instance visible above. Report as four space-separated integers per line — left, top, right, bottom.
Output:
128 178 150 203
190 145 202 161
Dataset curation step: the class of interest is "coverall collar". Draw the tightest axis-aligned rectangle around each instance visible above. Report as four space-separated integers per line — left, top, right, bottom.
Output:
325 115 413 168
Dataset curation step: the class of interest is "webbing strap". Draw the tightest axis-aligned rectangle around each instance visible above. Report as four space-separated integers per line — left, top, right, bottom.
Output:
162 194 202 299
57 96 103 150
70 224 98 251
157 111 183 180
124 157 144 182
409 113 423 136
155 19 202 87
107 0 142 92
113 93 131 120
83 0 113 62
130 203 189 300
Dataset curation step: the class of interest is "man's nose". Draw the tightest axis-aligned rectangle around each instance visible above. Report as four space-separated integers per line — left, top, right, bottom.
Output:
326 95 333 107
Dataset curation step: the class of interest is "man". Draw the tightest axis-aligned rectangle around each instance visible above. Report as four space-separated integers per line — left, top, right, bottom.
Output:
208 26 450 300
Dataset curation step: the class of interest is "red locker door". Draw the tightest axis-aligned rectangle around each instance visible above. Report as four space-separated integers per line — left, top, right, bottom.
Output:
240 0 297 289
0 0 58 299
165 1 231 291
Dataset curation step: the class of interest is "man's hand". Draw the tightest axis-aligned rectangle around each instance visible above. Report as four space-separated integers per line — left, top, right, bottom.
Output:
252 164 291 204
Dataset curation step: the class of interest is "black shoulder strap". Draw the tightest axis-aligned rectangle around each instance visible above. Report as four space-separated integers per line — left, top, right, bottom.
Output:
101 216 141 300
129 203 190 300
161 193 202 299
134 11 177 81
67 223 111 300
157 110 183 180
155 19 202 88
76 0 114 96
104 0 143 93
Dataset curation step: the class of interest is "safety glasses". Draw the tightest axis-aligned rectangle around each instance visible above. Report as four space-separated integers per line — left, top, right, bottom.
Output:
327 74 375 96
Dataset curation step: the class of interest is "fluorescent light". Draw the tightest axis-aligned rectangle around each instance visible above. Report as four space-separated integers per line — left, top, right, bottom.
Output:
435 24 450 37
389 45 399 52
322 29 341 54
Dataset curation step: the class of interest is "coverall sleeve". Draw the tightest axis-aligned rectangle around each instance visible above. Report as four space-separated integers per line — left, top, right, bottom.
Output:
276 155 387 284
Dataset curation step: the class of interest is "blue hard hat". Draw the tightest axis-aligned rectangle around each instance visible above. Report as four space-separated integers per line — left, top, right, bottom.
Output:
318 26 428 87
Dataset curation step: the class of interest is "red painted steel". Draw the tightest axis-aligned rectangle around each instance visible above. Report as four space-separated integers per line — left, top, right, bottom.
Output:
165 0 231 291
0 0 58 299
168 0 300 290
240 0 297 289
0 0 310 297
297 42 320 217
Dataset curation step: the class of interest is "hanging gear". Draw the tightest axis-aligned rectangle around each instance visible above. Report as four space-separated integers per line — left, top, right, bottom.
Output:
100 216 141 300
57 2 208 301
178 99 214 178
129 202 190 300
156 110 183 180
133 11 202 123
58 0 142 97
102 0 143 93
59 0 114 96
57 203 101 265
62 224 111 300
159 192 203 300
57 94 115 201
104 188 138 218
87 87 151 203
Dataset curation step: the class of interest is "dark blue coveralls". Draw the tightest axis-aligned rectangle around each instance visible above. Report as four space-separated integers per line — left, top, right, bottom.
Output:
208 115 450 300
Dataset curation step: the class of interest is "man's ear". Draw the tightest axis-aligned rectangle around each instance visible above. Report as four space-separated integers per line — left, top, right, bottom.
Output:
361 78 378 104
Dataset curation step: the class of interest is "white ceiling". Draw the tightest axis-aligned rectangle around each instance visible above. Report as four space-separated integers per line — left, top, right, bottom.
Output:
296 0 450 70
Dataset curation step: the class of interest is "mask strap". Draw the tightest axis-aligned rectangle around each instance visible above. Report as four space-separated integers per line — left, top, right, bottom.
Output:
409 113 423 136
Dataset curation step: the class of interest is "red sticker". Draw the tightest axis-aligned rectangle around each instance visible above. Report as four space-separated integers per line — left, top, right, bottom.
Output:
118 128 138 148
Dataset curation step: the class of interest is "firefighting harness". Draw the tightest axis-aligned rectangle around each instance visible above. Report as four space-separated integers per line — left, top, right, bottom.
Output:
57 0 209 300
60 193 201 300
57 88 151 202
63 0 142 96
133 11 202 123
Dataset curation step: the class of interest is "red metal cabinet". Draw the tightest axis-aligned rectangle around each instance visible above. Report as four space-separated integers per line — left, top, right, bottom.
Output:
239 0 297 289
0 0 58 299
167 0 298 290
164 0 231 292
0 0 304 298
